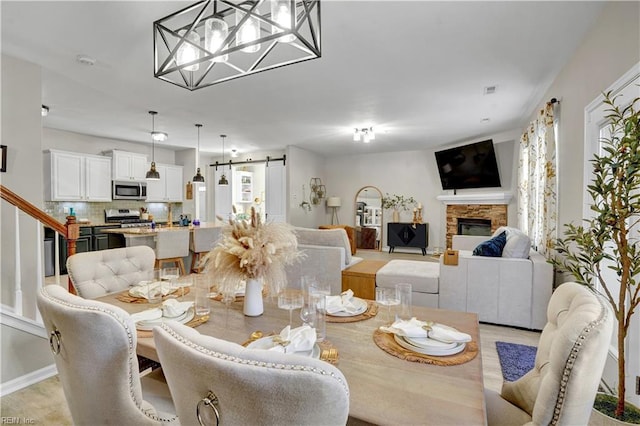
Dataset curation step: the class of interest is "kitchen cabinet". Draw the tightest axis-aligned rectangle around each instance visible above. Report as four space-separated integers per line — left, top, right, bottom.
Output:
235 171 253 203
44 150 112 202
146 163 183 202
110 150 148 181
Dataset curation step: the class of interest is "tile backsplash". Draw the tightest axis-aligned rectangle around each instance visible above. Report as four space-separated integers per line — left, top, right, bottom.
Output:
44 200 183 224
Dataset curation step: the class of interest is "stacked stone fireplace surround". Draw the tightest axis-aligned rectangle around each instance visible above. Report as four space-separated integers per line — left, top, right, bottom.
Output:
445 204 507 248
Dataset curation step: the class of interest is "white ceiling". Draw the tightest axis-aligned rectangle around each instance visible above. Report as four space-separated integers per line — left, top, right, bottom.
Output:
1 1 604 158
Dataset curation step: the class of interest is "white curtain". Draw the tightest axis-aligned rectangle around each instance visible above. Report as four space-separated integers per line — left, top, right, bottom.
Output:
517 102 558 257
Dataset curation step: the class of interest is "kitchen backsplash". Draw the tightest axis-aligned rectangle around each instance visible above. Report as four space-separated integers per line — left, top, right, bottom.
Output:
44 200 183 224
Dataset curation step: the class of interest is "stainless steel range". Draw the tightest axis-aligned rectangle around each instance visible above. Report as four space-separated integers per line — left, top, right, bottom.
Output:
104 209 152 228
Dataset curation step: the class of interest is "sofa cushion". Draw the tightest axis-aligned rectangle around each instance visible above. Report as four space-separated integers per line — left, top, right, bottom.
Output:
473 231 507 257
318 225 356 255
493 227 531 258
293 227 352 266
376 260 439 294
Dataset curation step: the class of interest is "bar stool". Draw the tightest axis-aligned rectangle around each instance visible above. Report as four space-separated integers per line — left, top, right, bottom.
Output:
190 227 221 273
154 229 190 275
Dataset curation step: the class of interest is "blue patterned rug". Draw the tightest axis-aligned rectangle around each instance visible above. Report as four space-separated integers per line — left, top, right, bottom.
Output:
496 341 537 382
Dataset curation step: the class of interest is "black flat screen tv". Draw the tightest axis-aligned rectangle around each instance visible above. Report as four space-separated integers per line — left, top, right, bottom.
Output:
434 139 501 190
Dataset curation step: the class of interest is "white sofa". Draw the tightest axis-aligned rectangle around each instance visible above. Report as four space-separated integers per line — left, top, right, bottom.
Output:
439 233 553 330
285 227 363 295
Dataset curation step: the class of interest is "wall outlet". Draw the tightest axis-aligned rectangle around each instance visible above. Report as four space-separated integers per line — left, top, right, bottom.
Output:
63 207 69 214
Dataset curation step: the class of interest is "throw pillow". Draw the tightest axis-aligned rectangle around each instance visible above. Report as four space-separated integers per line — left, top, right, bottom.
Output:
492 227 531 258
473 231 507 257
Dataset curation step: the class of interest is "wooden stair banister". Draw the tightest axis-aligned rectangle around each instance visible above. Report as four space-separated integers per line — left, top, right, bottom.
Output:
1 184 78 293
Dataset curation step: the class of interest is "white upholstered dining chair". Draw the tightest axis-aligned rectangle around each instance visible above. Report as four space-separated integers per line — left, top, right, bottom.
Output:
153 321 350 426
155 229 190 275
485 281 613 426
189 227 221 273
37 284 178 425
66 245 155 299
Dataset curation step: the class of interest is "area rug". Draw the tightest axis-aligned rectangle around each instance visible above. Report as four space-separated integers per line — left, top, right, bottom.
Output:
496 341 537 382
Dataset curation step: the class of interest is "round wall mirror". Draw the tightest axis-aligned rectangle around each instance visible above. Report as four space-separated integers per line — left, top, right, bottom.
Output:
354 186 383 251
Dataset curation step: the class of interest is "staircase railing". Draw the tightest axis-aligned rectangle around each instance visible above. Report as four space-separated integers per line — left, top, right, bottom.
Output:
1 185 78 316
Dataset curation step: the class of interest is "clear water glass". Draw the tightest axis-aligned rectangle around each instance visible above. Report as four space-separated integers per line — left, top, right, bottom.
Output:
278 289 304 327
376 287 400 324
161 267 180 298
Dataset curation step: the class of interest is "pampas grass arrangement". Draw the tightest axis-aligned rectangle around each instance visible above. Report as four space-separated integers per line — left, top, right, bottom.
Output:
204 207 301 297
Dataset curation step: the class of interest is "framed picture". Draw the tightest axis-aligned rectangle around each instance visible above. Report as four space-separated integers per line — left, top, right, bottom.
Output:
0 145 6 173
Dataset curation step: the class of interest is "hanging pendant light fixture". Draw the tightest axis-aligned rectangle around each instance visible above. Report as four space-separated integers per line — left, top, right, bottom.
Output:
146 111 163 180
193 123 205 183
218 134 229 186
153 0 321 91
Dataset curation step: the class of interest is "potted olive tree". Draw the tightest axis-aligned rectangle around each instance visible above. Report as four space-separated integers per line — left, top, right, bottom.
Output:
553 91 640 423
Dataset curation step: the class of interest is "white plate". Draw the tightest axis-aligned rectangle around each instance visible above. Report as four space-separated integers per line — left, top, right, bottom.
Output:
404 336 458 350
327 297 368 317
394 334 466 356
246 336 320 358
135 308 195 331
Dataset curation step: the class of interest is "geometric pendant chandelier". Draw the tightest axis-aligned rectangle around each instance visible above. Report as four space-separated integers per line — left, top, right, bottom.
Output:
153 0 322 91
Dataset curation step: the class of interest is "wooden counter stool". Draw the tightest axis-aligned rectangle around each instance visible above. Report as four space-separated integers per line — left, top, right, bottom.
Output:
154 229 190 275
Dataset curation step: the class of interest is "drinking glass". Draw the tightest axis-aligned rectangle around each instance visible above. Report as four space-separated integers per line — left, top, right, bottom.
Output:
376 287 400 324
161 267 180 298
299 276 318 325
395 283 412 321
176 274 194 301
278 289 304 328
194 275 210 316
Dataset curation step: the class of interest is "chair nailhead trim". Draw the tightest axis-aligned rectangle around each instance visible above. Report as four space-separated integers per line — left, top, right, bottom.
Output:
42 291 178 423
161 324 350 395
549 291 609 425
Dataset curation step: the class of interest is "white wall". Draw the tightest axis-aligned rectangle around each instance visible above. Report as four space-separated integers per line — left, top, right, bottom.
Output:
1 54 54 384
324 133 518 250
286 146 326 228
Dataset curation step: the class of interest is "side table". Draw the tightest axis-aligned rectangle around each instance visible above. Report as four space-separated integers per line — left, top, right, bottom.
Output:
341 260 388 300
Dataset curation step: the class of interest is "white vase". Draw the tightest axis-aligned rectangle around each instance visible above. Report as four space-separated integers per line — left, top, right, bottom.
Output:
243 278 264 317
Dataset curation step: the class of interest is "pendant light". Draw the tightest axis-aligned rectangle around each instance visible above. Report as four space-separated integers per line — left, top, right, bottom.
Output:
193 124 205 183
218 134 229 186
146 111 163 180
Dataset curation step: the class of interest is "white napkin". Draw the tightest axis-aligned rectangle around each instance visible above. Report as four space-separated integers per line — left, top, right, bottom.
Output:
130 308 162 323
268 325 316 354
380 317 472 343
161 299 193 318
128 281 175 299
325 289 359 315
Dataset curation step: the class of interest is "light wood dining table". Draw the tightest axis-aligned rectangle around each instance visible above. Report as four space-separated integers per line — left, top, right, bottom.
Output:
99 291 487 425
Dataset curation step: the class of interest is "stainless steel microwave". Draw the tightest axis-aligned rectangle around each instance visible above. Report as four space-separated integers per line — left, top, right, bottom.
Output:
112 181 147 200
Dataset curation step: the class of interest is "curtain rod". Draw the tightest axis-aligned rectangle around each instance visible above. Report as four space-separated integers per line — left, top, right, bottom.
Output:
209 155 286 170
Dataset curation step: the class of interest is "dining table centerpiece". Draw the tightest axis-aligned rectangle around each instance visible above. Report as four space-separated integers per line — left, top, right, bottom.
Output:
204 207 301 316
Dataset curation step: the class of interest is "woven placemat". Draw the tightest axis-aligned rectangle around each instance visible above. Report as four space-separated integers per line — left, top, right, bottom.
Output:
116 286 191 304
210 294 244 302
241 332 339 364
326 300 378 323
373 329 478 366
136 313 209 338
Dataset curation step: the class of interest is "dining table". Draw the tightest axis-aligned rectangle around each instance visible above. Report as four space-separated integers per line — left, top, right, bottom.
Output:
98 288 487 425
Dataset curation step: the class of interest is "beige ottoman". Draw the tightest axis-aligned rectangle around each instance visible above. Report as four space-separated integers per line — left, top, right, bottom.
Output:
376 260 439 308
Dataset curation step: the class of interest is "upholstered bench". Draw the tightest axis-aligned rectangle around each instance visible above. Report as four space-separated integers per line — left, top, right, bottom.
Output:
376 260 439 308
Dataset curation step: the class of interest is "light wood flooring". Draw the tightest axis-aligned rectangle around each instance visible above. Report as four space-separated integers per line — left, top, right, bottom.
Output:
3 248 541 424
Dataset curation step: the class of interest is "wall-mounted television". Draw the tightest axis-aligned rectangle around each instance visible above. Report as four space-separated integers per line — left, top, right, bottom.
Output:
434 139 501 190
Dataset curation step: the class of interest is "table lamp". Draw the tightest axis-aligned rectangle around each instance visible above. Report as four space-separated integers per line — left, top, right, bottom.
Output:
327 197 341 225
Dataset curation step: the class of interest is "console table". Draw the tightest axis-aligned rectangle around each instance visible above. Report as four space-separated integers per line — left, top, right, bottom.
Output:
387 223 428 255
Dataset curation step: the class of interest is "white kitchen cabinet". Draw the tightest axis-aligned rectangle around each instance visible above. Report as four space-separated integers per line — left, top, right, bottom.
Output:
146 163 183 202
109 150 148 181
44 150 112 202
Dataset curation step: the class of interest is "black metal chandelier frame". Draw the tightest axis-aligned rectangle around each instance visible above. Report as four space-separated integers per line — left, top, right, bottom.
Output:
153 0 321 90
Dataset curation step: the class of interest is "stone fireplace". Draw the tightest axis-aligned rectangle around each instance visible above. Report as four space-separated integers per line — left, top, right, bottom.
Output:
437 193 511 249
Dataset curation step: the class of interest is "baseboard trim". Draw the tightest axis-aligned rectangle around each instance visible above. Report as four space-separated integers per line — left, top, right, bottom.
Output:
0 364 58 397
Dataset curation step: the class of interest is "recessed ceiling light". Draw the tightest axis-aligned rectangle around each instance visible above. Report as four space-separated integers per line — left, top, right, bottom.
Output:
484 86 496 95
76 54 96 66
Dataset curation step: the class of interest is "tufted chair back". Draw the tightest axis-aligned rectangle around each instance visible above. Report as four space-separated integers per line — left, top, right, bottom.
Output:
37 284 178 425
485 281 614 425
154 321 350 426
66 246 155 299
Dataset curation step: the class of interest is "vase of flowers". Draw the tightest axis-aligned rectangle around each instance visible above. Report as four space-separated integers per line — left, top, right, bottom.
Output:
381 193 417 222
204 207 301 317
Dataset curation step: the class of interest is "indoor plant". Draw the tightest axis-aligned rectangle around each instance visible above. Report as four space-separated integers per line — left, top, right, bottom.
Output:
552 91 640 423
204 206 301 316
382 193 416 222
